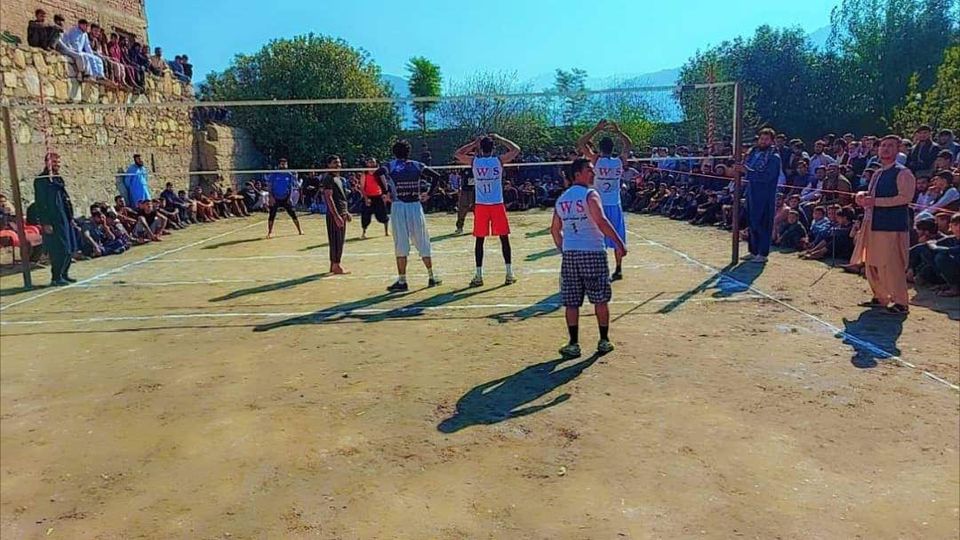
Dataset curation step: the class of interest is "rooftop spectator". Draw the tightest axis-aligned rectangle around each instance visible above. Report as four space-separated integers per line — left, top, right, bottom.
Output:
27 9 61 50
60 19 105 81
150 47 167 76
181 54 193 81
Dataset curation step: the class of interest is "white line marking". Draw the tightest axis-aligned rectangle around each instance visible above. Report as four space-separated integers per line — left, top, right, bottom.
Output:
628 230 960 392
0 296 766 327
67 263 685 288
0 220 264 313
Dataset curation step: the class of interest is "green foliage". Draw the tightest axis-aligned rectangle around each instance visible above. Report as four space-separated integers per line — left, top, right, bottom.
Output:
920 45 960 128
677 0 958 140
200 34 400 166
406 56 442 133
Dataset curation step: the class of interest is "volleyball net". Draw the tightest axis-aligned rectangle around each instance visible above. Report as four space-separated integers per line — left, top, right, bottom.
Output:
1 81 742 284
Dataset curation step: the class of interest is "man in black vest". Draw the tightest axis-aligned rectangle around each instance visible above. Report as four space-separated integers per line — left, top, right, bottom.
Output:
854 135 917 315
33 153 78 286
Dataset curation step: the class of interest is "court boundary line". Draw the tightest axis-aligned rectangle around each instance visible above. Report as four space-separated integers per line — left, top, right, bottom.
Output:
627 230 960 392
0 220 264 313
0 295 768 326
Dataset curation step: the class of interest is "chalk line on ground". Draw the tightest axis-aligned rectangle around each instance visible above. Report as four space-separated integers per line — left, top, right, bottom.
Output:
0 220 264 313
627 230 960 392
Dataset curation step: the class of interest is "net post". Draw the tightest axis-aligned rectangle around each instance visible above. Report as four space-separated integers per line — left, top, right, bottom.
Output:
730 82 744 266
2 106 33 289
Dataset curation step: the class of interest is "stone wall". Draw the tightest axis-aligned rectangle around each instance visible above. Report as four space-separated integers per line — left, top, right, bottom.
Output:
193 124 265 190
0 42 195 212
1 0 148 45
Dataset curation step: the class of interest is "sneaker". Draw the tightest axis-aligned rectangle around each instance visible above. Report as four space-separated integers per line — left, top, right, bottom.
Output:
741 253 757 261
559 343 582 359
387 281 409 292
455 228 463 235
504 274 518 285
750 255 768 263
427 277 443 287
49 279 69 287
469 276 484 288
611 270 623 281
597 339 615 354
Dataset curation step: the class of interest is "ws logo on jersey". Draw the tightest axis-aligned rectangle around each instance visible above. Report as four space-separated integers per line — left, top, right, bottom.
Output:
474 167 501 179
596 166 623 179
558 199 587 215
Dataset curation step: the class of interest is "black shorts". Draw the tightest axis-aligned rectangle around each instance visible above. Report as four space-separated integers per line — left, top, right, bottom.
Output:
271 196 294 210
560 251 611 308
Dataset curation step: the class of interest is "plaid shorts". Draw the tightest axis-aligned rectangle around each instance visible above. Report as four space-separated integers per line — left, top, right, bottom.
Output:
560 250 611 308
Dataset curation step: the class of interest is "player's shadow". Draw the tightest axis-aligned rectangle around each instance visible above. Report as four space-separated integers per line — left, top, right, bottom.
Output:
524 248 559 262
430 232 461 242
359 284 507 322
251 291 405 331
840 308 905 369
300 237 362 251
437 354 601 433
210 273 330 302
657 262 765 313
202 237 263 250
487 292 562 323
524 227 551 239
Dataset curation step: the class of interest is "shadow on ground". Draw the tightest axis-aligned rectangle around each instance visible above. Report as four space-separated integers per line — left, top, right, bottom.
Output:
487 292 562 323
437 354 601 433
210 273 330 302
202 237 264 250
300 237 363 251
524 248 559 262
841 308 905 369
252 285 507 331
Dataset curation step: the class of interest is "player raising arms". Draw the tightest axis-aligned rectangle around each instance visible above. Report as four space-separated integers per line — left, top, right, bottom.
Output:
453 133 522 287
375 140 443 292
575 119 633 280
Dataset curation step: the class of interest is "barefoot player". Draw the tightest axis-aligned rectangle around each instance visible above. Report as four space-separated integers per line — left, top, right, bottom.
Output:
454 133 522 287
551 158 627 359
375 140 443 292
576 119 632 280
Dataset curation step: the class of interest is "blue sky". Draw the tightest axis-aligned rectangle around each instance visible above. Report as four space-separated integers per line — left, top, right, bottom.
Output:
146 0 838 85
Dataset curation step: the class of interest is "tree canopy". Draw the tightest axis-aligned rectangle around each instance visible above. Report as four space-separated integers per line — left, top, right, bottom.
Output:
406 56 442 133
199 34 401 166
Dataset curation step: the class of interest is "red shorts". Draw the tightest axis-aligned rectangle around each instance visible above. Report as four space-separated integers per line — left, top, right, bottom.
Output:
473 203 510 237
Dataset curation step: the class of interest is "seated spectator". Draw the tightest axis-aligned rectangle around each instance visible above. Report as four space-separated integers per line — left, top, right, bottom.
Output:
119 36 146 88
773 210 807 251
801 206 855 260
691 192 722 225
176 190 198 223
914 175 933 208
149 47 166 76
60 19 105 81
136 200 168 237
191 187 218 222
240 181 263 212
180 55 193 81
27 9 61 50
154 197 184 229
927 213 960 297
803 205 833 250
109 33 141 90
168 55 190 83
224 187 250 217
80 207 128 257
503 181 519 211
915 170 959 222
160 182 194 224
908 218 947 285
89 25 125 88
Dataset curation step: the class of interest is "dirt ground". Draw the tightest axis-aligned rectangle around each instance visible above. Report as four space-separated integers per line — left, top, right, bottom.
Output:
1 211 958 540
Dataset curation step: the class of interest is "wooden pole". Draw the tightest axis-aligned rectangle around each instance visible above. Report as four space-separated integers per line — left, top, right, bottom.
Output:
2 106 33 289
730 82 744 266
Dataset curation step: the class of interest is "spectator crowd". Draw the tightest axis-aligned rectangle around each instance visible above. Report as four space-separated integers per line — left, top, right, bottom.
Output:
23 7 192 92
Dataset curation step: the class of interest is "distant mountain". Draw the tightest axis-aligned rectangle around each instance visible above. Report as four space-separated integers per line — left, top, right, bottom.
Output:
382 73 410 98
807 25 832 50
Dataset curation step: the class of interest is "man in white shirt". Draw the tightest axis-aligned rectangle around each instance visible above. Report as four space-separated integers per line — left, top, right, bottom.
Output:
60 19 104 80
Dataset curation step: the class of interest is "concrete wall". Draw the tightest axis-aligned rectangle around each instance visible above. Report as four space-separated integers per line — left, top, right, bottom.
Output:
0 0 148 44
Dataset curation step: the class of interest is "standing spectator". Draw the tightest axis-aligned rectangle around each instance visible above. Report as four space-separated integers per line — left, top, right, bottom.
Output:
937 129 959 159
124 154 151 205
27 9 61 50
455 168 475 235
853 135 916 314
736 127 782 263
33 153 77 285
775 133 792 176
906 125 941 175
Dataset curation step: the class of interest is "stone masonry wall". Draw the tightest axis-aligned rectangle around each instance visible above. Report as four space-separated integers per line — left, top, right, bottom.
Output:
0 41 194 212
1 0 148 45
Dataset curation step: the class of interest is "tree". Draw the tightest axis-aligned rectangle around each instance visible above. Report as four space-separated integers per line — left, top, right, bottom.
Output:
199 34 400 166
919 45 960 128
406 56 442 133
892 73 927 133
829 0 959 127
554 68 590 133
